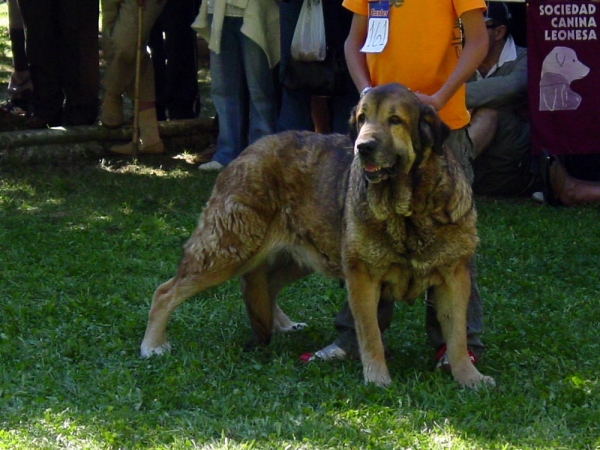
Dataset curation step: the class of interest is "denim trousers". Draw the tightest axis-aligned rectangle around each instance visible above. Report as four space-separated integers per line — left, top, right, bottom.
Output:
210 17 278 166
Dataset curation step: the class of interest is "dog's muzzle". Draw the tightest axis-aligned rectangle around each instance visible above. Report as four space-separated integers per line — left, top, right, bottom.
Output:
362 164 398 183
356 140 398 183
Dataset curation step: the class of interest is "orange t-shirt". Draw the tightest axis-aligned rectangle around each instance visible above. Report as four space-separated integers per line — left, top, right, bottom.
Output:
343 0 486 129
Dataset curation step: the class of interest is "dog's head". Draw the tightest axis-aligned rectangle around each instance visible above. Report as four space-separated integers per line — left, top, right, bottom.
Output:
541 46 590 83
349 83 450 184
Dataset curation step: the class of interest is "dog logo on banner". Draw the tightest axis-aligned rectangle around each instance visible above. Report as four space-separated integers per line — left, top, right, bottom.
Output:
539 46 591 111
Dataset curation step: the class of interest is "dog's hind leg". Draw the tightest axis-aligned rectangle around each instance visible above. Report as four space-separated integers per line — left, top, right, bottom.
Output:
432 261 495 389
273 303 307 333
140 259 243 358
141 197 275 357
240 263 275 349
267 254 312 333
240 254 313 349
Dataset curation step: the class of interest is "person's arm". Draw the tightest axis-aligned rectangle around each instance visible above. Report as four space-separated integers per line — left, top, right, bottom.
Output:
466 49 528 110
344 13 372 94
416 8 488 111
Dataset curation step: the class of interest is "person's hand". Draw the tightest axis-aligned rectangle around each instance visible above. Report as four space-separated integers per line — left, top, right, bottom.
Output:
414 92 445 111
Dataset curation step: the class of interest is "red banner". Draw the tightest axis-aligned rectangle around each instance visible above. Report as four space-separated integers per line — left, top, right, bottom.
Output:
527 0 600 155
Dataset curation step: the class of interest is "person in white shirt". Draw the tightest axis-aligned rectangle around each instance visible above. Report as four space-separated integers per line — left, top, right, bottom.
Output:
467 2 535 197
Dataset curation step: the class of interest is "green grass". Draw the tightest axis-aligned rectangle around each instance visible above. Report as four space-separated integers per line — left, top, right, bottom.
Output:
1 157 599 449
0 3 599 448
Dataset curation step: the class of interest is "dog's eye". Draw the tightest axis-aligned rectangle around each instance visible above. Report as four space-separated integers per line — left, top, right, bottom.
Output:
389 116 403 125
357 113 366 124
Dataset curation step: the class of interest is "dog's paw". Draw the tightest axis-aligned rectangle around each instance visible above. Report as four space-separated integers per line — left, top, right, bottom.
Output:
363 364 392 387
472 375 496 389
274 321 308 333
140 342 172 358
456 373 496 390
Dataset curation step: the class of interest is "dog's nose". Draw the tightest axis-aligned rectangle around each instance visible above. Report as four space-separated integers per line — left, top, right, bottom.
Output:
356 139 377 156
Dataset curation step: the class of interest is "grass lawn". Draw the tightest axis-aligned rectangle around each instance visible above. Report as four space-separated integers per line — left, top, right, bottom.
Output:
1 3 599 449
0 156 599 450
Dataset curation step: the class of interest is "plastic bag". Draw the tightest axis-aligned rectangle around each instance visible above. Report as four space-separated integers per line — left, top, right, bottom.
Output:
290 0 326 62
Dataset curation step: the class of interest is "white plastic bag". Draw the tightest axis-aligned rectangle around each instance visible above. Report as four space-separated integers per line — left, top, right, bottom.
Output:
290 0 326 62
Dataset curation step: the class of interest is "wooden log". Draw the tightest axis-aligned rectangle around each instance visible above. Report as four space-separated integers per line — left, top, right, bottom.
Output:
0 118 217 165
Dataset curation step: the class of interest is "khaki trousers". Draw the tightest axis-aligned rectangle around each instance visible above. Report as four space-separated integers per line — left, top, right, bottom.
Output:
101 0 167 102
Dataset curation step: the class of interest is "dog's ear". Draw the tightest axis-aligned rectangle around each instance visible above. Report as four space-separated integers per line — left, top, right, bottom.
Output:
419 104 450 156
348 106 359 144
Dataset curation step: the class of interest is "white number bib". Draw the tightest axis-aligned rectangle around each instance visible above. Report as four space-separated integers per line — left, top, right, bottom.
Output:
361 0 389 53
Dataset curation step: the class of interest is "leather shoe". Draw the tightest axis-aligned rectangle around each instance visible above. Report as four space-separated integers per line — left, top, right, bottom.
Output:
25 114 61 129
110 140 165 156
540 150 561 206
101 94 124 128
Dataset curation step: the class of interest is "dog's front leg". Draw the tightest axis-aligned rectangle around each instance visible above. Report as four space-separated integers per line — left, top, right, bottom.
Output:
434 261 495 388
346 260 390 387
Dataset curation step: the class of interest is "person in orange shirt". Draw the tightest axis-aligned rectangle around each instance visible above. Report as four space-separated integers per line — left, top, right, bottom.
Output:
302 0 490 370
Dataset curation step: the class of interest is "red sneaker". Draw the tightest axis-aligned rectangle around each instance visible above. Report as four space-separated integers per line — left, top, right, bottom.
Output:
435 345 477 371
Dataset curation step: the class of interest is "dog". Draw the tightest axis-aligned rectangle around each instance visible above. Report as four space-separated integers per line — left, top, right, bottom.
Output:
140 83 495 389
540 46 590 111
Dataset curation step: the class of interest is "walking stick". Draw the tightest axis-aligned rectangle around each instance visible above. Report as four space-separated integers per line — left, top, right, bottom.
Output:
132 4 144 157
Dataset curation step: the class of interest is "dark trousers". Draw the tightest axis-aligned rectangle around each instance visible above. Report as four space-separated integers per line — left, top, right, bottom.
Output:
333 130 485 361
332 257 484 360
17 0 99 126
148 0 200 121
277 0 358 134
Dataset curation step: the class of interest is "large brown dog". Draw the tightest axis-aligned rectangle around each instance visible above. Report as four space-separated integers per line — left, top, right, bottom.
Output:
141 83 495 389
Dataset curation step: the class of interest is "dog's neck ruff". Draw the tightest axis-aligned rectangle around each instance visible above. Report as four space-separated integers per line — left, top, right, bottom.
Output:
360 172 414 219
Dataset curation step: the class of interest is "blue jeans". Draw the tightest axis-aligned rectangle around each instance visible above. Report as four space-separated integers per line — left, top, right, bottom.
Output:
210 17 277 166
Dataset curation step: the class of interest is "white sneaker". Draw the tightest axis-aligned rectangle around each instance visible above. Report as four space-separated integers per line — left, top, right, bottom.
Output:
310 343 348 361
198 160 224 171
532 191 545 203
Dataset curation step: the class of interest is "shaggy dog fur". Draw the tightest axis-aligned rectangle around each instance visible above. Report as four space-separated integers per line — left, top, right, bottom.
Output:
140 83 495 388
